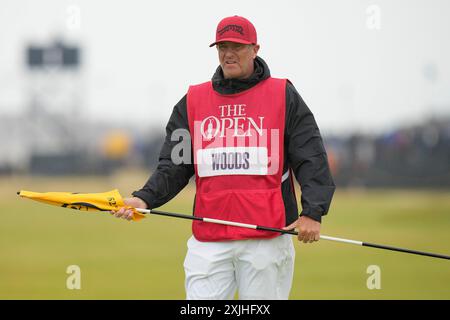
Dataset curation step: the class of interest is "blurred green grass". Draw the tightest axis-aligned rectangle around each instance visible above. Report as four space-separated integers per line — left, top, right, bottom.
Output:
0 171 449 299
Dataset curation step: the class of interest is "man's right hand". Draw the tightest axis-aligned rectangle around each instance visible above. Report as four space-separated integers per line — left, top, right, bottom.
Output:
111 197 148 221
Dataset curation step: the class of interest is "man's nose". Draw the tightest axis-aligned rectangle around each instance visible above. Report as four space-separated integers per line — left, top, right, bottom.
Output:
223 49 236 58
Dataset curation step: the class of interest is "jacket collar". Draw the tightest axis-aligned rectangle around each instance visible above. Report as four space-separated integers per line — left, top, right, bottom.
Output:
211 56 271 95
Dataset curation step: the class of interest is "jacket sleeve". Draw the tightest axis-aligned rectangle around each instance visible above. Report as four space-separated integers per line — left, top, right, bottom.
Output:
132 94 195 209
285 82 335 223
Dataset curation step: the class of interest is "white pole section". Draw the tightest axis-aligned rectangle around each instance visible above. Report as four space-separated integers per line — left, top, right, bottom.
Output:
319 235 363 246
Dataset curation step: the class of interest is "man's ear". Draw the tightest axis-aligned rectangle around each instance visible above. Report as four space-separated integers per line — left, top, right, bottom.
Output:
253 44 260 59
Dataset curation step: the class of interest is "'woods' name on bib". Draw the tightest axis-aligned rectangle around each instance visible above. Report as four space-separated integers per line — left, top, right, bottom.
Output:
193 102 280 176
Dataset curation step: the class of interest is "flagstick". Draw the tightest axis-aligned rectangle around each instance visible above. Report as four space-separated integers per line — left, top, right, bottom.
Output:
136 208 450 261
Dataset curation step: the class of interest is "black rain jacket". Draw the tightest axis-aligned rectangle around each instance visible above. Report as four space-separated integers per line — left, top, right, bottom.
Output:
132 56 335 224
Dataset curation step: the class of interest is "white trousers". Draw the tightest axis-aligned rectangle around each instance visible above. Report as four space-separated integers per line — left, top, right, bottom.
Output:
183 234 295 300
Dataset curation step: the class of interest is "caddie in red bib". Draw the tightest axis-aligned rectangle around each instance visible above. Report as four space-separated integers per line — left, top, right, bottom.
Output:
125 15 335 300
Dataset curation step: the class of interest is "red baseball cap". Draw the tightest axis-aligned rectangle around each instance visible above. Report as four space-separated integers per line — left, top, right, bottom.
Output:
209 15 257 47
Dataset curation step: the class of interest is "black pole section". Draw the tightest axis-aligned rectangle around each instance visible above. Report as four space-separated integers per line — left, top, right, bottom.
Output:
363 242 450 260
256 225 298 236
150 209 203 221
152 209 298 235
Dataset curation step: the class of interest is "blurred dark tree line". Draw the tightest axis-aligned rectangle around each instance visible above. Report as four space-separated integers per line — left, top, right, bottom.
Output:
1 116 449 189
325 118 450 188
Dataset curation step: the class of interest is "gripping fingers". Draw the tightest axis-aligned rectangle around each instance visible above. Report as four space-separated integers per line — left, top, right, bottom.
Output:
111 208 133 221
299 231 315 243
303 233 312 244
125 209 134 221
308 233 320 243
298 230 307 243
114 208 125 218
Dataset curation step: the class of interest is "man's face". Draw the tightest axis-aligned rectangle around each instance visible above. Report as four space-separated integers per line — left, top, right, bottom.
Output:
217 41 260 80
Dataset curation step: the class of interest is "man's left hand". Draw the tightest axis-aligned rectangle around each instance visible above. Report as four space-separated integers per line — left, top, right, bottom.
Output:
282 216 321 243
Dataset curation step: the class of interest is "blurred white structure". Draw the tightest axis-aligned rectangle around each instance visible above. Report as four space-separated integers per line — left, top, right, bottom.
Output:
0 38 87 173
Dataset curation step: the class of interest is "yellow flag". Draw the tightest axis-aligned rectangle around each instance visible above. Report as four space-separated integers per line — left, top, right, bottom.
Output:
18 189 146 221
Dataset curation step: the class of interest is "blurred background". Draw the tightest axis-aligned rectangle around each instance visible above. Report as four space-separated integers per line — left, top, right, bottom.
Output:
0 0 449 299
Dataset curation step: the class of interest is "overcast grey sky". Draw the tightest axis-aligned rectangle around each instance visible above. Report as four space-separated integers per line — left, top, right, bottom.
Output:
1 0 449 134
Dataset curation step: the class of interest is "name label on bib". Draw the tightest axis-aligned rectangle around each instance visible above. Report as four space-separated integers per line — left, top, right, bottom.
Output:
196 147 268 177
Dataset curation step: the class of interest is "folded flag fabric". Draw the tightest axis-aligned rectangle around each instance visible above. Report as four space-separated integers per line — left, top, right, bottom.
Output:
17 189 146 221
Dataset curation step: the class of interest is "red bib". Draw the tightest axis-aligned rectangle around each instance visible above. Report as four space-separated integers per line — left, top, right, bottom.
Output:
187 77 287 241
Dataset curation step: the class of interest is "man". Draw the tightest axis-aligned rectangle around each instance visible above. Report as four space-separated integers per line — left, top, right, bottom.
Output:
113 16 335 299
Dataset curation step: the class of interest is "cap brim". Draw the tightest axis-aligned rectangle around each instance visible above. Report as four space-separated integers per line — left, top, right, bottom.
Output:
209 38 254 47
